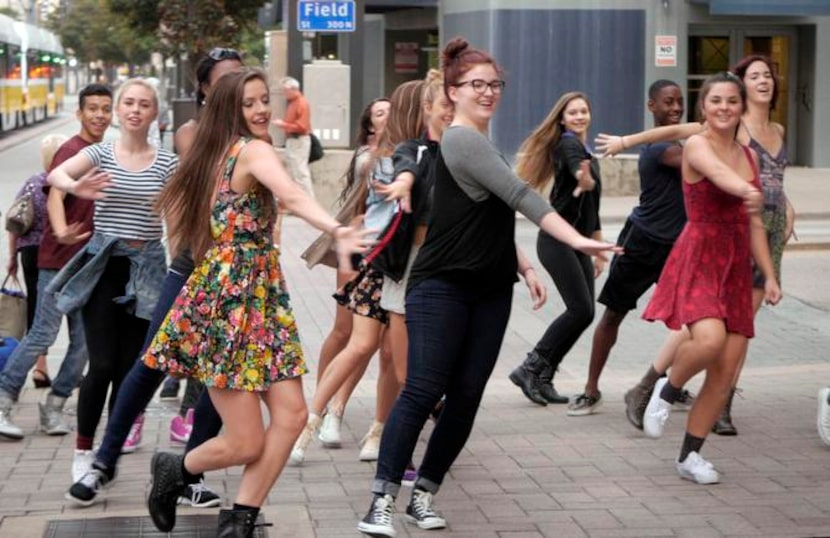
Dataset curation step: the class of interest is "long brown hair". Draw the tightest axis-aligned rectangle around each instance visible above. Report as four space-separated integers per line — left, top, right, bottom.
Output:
516 91 590 190
156 68 274 260
339 98 389 204
380 79 425 156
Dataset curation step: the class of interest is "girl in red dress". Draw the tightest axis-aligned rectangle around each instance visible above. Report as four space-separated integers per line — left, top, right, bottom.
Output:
640 72 781 484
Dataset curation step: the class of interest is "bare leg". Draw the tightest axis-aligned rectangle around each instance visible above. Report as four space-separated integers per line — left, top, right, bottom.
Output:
667 319 727 390
375 328 400 423
183 388 265 475
730 289 764 387
685 333 747 438
310 315 383 415
584 308 627 396
317 270 355 384
235 378 307 506
653 327 690 374
387 312 408 386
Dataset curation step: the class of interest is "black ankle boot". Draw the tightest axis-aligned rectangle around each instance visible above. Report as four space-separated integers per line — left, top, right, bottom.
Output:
509 351 549 406
538 362 569 404
712 387 738 436
217 508 272 538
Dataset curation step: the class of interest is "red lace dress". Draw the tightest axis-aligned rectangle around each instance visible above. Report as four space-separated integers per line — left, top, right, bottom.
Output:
643 146 760 338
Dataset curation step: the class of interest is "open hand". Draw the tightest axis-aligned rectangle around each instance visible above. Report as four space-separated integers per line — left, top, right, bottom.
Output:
594 133 625 157
333 225 377 270
55 221 91 245
372 180 412 213
572 160 595 197
72 168 112 200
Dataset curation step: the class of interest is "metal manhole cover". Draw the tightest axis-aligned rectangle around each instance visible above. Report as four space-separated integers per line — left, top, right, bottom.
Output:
42 514 270 537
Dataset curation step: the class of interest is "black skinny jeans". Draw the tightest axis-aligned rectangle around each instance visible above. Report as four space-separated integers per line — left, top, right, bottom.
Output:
532 232 595 370
77 256 149 440
373 277 513 498
95 268 223 471
18 244 39 330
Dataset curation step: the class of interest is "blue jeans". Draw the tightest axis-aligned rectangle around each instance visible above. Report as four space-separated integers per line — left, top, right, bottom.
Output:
0 269 87 400
95 269 223 471
372 277 513 498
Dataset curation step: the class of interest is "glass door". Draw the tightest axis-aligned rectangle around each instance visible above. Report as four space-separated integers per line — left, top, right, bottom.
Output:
688 27 797 156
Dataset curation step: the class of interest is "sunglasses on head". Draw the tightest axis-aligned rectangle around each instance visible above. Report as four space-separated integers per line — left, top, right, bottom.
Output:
208 47 242 61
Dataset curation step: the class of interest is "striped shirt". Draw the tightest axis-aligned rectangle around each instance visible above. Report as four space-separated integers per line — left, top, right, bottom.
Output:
82 142 178 241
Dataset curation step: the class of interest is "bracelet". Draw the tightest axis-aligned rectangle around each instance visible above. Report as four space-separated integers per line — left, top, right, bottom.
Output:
621 136 628 150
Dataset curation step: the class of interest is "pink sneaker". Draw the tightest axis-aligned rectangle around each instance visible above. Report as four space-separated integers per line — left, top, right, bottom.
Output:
121 415 144 454
170 408 193 444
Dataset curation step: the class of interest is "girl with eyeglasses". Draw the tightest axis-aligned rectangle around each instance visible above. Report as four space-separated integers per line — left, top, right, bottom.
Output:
357 37 618 537
64 49 243 509
509 92 605 413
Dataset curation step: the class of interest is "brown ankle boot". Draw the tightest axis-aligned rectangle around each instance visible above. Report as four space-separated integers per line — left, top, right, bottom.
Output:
712 387 738 436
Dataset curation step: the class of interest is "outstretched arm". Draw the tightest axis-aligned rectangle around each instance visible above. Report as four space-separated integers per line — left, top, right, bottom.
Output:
243 140 375 263
683 135 762 212
595 122 704 157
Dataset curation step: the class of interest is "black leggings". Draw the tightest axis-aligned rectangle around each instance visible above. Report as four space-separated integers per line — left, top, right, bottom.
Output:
19 245 39 330
532 232 595 370
77 256 150 440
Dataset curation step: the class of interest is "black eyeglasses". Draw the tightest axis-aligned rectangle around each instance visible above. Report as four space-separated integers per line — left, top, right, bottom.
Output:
208 47 242 61
454 79 506 95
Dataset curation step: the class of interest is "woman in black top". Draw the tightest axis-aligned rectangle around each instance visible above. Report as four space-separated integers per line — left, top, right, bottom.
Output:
357 38 618 538
509 92 606 413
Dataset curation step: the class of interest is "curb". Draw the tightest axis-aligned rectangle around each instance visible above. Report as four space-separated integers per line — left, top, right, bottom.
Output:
0 114 76 153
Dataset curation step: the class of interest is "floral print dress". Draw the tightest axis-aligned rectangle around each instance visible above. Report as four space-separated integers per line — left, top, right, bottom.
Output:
143 138 307 391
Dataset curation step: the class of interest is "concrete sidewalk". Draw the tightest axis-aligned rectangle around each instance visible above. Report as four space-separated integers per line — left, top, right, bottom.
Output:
599 166 830 249
2 213 830 537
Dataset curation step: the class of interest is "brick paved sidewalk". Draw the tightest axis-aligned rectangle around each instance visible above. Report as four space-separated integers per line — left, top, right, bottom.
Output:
1 217 829 537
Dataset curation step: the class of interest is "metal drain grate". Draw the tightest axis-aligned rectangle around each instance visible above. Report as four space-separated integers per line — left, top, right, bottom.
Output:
42 514 270 537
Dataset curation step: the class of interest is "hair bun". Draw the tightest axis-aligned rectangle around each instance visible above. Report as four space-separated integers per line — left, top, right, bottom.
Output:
424 68 442 85
442 37 469 68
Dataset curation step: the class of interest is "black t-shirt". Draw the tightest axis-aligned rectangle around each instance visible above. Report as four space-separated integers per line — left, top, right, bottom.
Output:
629 142 686 243
549 134 602 237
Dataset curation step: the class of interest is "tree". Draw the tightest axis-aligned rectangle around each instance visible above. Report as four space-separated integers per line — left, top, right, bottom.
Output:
110 0 268 64
47 0 154 69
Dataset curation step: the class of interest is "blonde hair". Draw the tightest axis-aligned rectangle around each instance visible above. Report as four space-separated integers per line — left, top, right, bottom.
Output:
115 78 159 110
516 91 590 190
421 68 443 106
40 134 68 170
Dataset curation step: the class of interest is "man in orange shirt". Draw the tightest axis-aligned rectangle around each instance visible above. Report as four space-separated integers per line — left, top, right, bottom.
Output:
273 76 315 198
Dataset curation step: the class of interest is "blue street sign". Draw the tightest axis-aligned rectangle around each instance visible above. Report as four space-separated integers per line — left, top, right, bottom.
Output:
297 1 357 32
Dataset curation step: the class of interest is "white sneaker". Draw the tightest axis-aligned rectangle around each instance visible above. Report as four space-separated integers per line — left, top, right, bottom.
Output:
289 414 321 466
318 412 342 448
818 387 830 446
72 449 95 483
0 395 23 441
359 421 383 462
676 451 720 484
643 378 672 439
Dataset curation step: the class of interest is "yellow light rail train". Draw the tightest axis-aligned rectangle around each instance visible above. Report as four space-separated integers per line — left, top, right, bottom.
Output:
0 14 65 133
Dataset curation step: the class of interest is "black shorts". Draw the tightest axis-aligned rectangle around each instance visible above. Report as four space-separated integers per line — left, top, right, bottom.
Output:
598 218 675 313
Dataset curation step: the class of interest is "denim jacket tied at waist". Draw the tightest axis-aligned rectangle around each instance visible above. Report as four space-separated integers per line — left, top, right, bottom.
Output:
46 231 167 320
